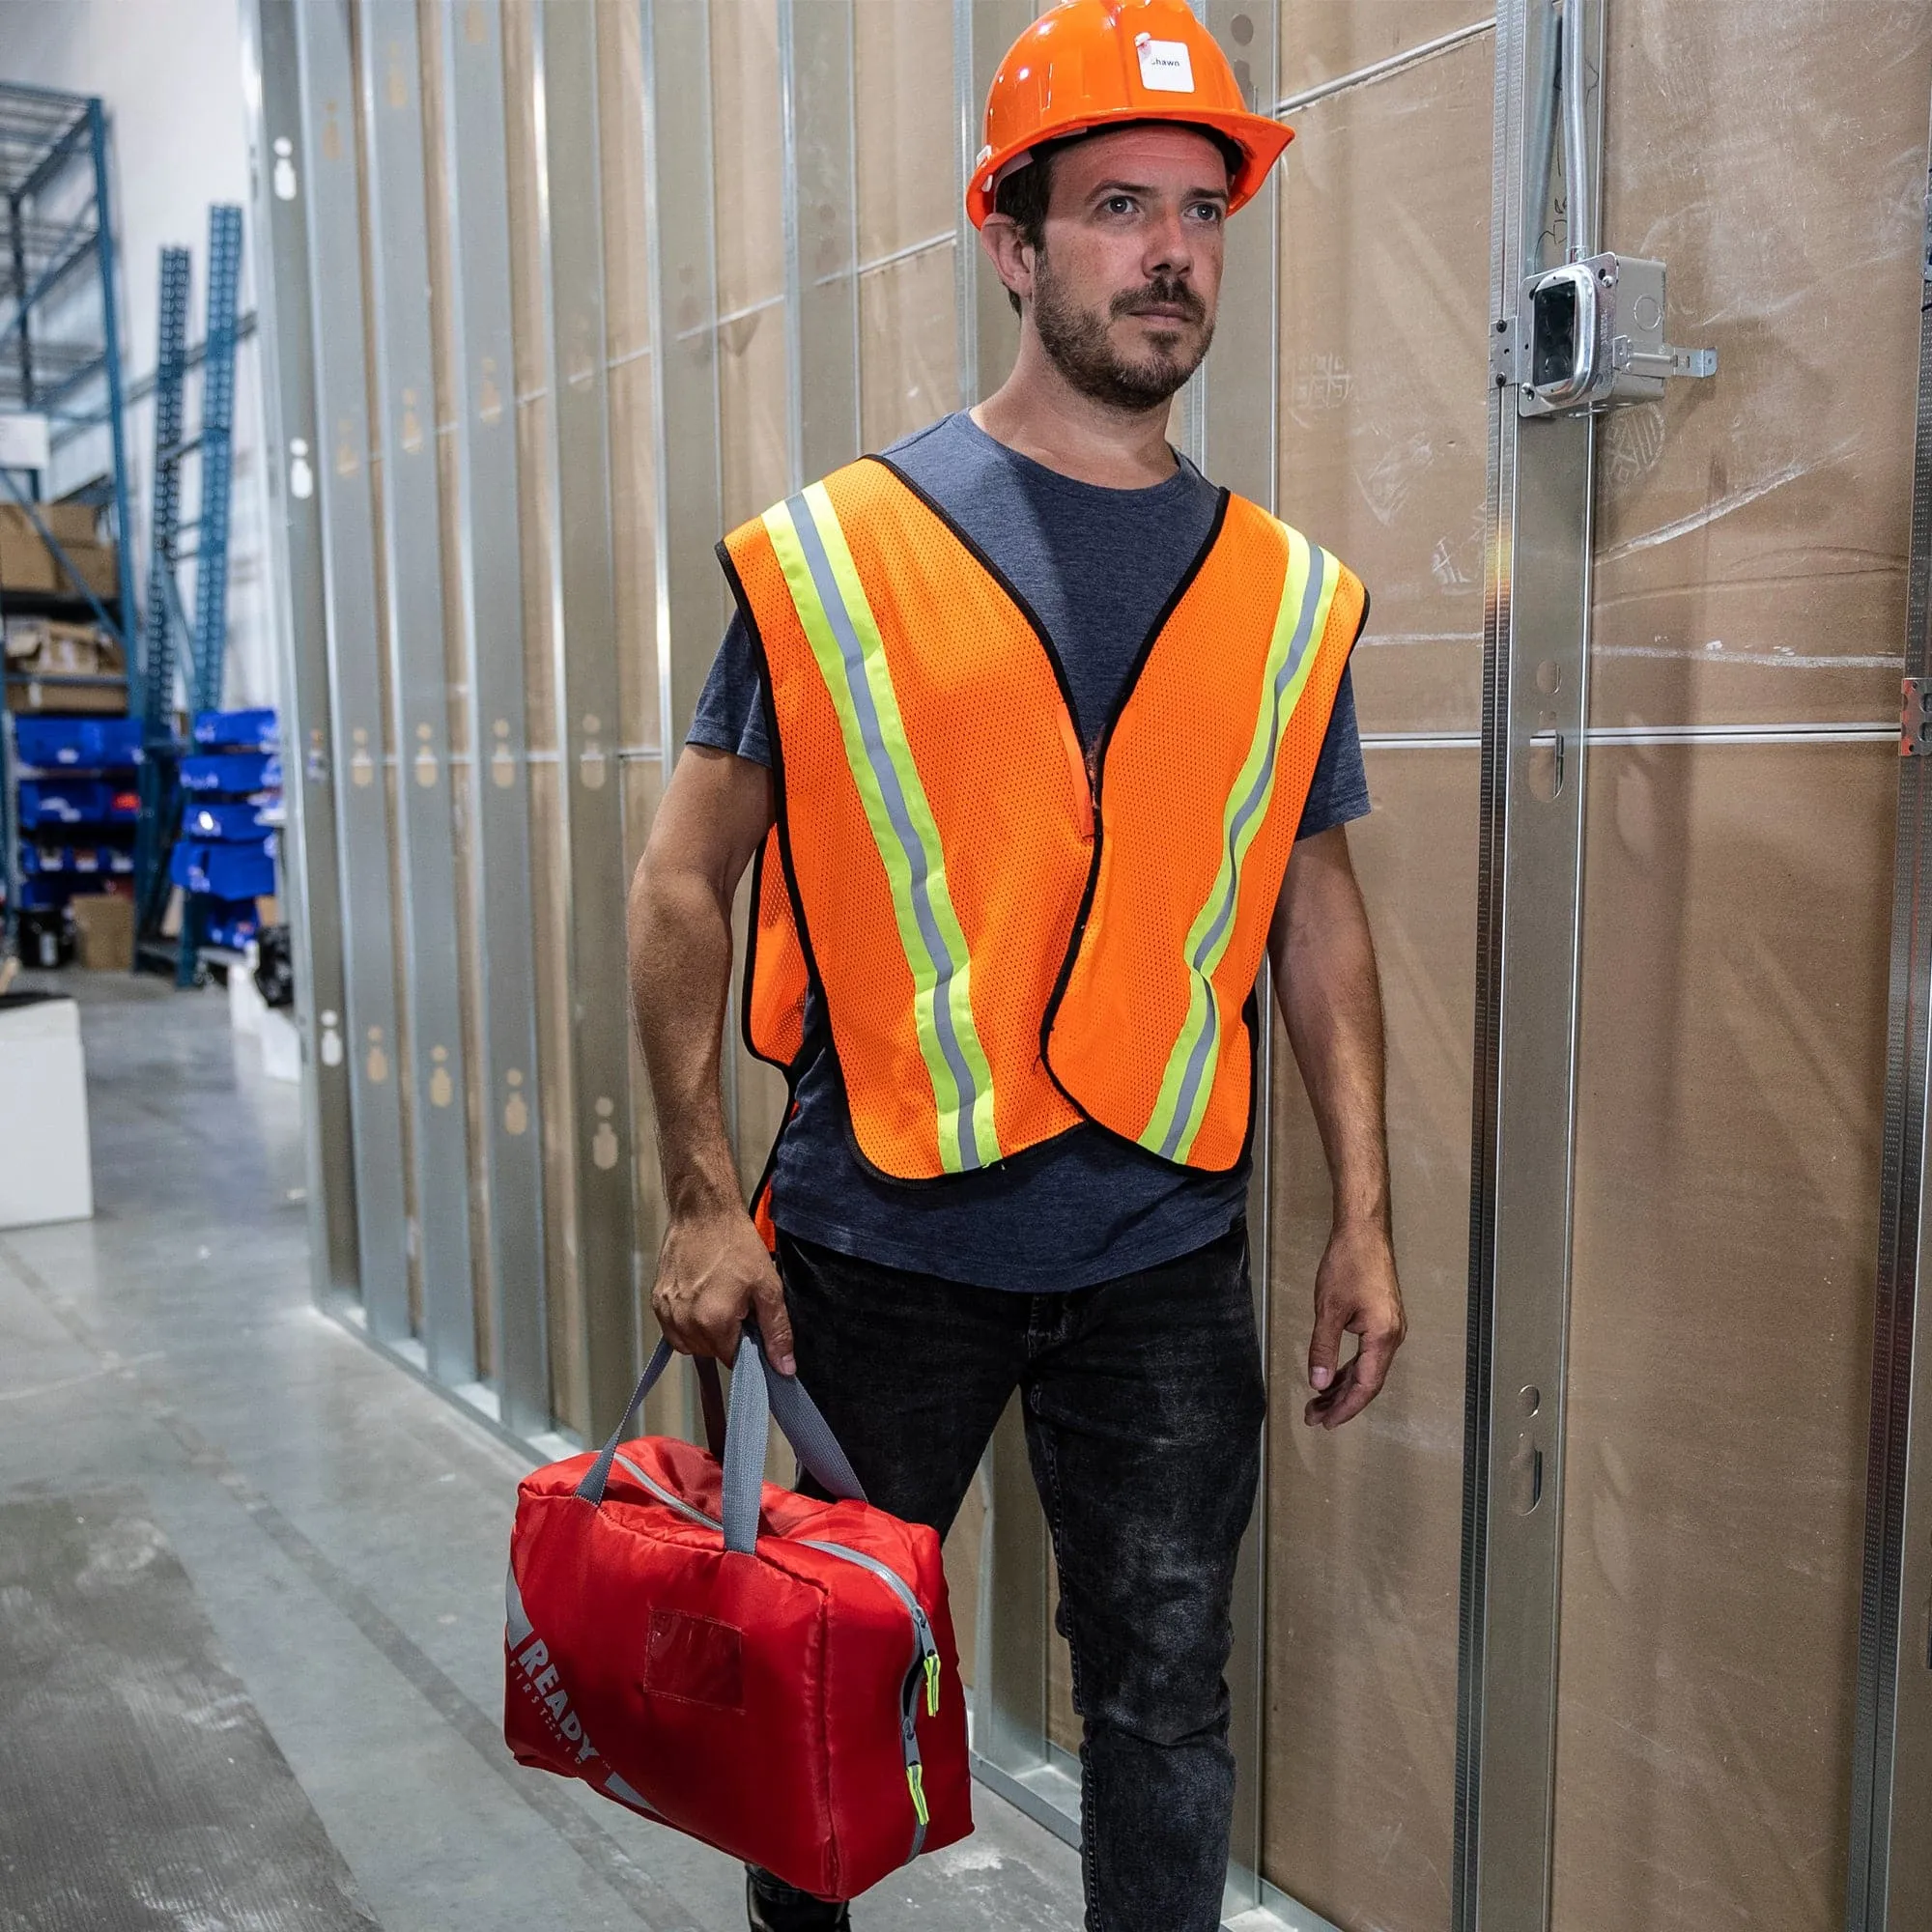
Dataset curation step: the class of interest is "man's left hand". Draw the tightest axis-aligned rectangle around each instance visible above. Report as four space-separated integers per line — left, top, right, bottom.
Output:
1305 1220 1406 1429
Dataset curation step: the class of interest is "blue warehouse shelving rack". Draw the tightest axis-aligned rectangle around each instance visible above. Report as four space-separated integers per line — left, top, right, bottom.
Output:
133 206 244 982
0 81 137 956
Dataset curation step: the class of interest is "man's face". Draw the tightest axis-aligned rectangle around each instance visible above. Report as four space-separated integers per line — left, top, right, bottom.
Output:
1027 125 1230 412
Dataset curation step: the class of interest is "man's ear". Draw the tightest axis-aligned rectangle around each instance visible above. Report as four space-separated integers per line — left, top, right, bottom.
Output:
979 213 1034 309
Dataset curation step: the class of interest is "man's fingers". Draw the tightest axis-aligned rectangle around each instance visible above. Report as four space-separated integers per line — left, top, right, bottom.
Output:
752 1266 796 1377
1307 1299 1347 1394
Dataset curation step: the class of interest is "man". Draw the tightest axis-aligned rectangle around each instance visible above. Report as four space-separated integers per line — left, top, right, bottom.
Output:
628 3 1406 1927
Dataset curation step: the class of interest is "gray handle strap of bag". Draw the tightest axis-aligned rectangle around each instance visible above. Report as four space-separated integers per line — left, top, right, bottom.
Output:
576 1328 866 1555
721 1324 866 1552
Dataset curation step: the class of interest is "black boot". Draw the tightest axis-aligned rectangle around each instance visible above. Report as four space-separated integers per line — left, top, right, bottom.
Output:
746 1865 851 1930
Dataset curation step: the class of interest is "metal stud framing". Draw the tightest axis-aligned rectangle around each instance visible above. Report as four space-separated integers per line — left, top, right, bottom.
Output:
358 0 478 1386
1456 1 1602 1926
952 0 1031 409
534 0 638 1441
439 0 550 1437
780 0 859 485
239 0 359 1302
1848 86 1932 1932
640 0 725 802
294 0 411 1346
949 0 1083 1851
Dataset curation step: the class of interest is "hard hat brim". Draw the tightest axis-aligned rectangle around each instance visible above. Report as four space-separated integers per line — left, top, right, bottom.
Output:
965 108 1293 230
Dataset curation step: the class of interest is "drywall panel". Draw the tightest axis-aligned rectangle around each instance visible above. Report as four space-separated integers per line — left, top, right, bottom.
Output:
1590 4 1932 730
1552 740 1893 1932
1279 2 1492 105
1276 33 1492 738
860 245 958 454
1264 744 1476 1930
854 0 954 266
596 0 661 764
712 0 788 530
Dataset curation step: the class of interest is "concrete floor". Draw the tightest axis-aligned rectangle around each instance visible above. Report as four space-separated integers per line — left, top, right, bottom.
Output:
0 972 1087 1932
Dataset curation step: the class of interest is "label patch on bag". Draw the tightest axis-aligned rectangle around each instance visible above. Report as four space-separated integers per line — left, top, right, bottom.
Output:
1136 37 1195 93
642 1607 746 1712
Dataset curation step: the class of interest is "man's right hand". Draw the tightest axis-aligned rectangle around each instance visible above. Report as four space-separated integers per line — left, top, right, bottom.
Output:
651 1203 797 1376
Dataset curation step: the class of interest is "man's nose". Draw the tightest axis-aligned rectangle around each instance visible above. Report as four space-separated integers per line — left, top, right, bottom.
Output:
1143 207 1195 279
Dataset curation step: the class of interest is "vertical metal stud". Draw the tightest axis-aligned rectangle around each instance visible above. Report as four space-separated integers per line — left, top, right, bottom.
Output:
1847 89 1932 1932
1192 6 1280 1915
951 0 1067 1843
952 0 1032 407
531 0 637 1438
640 0 725 778
1456 1 1601 1926
780 0 859 484
439 0 551 1437
293 0 411 1345
239 0 360 1301
357 0 478 1386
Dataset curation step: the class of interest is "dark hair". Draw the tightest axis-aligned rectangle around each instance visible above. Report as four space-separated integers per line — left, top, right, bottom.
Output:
991 121 1244 314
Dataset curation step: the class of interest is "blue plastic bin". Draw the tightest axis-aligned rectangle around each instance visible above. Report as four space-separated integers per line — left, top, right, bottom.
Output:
18 780 111 827
181 752 281 796
192 708 279 752
173 835 276 899
204 899 264 951
183 799 275 840
13 717 143 771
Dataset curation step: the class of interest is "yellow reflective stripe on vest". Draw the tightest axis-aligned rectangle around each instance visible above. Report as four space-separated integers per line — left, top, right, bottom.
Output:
762 485 1002 1174
1144 526 1342 1163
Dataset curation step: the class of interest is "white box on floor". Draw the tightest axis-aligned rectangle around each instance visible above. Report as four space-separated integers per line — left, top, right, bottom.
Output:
258 1004 300 1084
229 946 266 1036
0 994 93 1228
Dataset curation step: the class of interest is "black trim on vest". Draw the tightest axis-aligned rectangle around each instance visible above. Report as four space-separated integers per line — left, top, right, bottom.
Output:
716 536 827 1222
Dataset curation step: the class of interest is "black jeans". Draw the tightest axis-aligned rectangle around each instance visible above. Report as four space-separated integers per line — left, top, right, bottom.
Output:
754 1220 1265 1932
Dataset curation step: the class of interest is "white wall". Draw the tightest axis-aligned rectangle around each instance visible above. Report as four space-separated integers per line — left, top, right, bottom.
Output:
0 0 276 710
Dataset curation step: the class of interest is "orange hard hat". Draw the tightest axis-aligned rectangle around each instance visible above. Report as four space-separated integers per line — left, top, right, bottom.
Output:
966 0 1293 230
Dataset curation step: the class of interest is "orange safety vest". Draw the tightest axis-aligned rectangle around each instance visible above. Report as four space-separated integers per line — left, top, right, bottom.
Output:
720 456 1365 1198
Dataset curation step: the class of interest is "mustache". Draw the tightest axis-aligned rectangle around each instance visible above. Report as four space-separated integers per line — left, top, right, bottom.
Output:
1110 277 1207 325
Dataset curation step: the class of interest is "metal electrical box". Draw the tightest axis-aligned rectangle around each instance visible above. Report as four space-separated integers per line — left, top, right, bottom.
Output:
1507 252 1717 417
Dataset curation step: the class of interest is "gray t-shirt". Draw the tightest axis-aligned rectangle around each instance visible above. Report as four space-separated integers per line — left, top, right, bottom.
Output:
691 411 1370 1291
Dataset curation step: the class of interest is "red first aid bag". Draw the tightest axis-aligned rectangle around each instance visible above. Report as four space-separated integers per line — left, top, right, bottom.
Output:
503 1327 973 1900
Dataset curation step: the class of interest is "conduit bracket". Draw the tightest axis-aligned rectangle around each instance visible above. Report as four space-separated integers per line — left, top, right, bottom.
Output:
1901 676 1932 758
1510 252 1718 417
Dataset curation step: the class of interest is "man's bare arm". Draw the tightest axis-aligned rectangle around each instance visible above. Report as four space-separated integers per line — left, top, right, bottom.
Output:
1268 824 1406 1428
627 744 793 1370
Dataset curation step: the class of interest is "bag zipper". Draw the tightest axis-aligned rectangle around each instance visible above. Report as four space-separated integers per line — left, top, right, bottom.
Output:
609 1454 940 1861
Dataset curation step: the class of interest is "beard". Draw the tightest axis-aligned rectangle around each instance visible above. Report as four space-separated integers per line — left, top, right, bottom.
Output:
1031 258 1214 412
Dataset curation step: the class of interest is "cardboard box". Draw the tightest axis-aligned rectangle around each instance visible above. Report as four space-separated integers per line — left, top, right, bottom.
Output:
40 502 99 547
7 677 128 717
0 504 57 591
70 893 133 971
58 539 119 603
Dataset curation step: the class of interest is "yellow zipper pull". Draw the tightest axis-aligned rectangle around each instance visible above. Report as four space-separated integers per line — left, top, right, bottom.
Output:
924 1653 942 1717
907 1762 929 1828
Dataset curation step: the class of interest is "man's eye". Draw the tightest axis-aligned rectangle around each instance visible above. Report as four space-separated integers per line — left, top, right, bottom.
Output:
1187 202 1225 224
1103 195 1137 215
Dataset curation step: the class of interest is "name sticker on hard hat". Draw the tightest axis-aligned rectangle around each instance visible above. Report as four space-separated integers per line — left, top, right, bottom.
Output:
1135 36 1195 93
